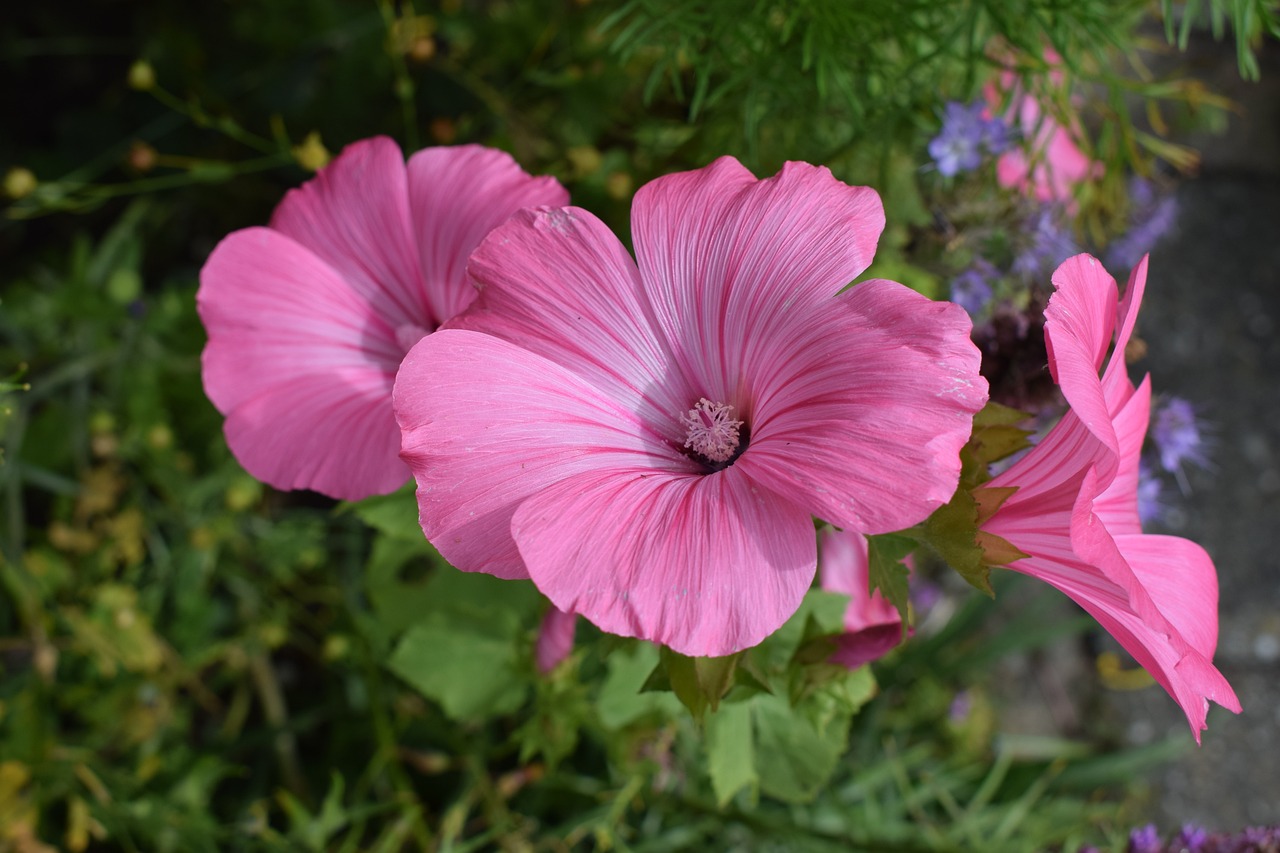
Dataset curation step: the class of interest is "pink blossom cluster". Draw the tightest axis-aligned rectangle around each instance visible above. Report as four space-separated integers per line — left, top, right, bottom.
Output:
197 137 1237 738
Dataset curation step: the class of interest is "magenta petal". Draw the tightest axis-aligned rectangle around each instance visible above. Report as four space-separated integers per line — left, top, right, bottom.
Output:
631 157 886 402
407 145 568 325
198 227 407 498
269 136 429 328
394 328 690 580
739 280 988 532
535 605 579 673
512 467 816 656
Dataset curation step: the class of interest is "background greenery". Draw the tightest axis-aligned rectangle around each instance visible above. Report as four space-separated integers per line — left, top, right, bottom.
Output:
3 1 1276 850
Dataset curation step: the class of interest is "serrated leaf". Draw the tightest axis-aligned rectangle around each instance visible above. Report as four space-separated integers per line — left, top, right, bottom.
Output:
706 701 756 805
975 530 1031 567
923 490 993 597
961 402 1034 487
866 533 915 629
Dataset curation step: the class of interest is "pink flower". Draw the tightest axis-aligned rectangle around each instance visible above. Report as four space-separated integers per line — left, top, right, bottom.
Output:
197 137 567 500
395 157 988 656
985 53 1100 209
818 529 907 669
535 606 579 673
979 254 1239 740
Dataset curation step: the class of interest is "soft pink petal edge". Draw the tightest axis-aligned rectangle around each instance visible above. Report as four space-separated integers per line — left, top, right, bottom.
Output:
513 465 816 656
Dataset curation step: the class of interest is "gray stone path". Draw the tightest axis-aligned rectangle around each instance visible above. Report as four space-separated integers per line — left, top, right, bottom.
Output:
1109 174 1280 829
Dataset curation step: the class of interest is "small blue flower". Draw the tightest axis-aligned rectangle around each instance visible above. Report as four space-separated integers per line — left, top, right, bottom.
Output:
1106 177 1179 270
1013 207 1079 278
1152 397 1208 475
929 101 1008 177
949 258 998 317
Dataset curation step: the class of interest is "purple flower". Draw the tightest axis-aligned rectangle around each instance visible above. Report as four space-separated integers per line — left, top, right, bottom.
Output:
1013 207 1079 278
949 258 997 317
929 101 1007 177
947 690 972 723
1153 397 1208 475
1129 823 1162 853
1173 823 1207 852
1107 178 1180 270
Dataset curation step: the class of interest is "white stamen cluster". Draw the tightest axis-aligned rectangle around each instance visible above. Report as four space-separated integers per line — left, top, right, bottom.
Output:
681 398 743 463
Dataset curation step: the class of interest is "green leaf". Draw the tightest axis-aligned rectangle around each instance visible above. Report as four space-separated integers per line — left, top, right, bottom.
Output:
342 484 423 541
923 489 994 597
866 533 915 629
598 643 682 729
706 700 756 805
751 691 849 803
961 402 1034 487
386 614 528 721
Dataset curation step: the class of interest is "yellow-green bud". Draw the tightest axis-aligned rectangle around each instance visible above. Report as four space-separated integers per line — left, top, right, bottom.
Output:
128 60 156 91
3 167 37 200
291 131 330 172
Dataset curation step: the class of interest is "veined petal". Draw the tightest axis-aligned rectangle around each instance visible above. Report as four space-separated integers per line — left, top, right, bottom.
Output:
1101 254 1149 406
198 227 407 498
739 280 987 533
1044 255 1121 473
631 157 885 402
407 145 568 325
1093 376 1152 536
512 465 816 656
394 329 690 580
459 206 689 441
224 373 404 500
269 136 430 328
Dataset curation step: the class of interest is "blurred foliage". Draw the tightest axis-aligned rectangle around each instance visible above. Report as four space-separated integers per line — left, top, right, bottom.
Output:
0 0 1270 849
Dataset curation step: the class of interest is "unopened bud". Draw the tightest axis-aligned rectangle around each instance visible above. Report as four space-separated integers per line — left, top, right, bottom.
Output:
3 167 37 200
127 140 158 173
127 60 156 91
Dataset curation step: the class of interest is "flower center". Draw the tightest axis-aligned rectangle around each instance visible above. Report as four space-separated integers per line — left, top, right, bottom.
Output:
681 398 745 466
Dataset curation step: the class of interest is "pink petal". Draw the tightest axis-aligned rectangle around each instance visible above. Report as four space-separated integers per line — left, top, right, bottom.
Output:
459 205 691 440
269 136 431 328
198 227 408 498
535 605 579 673
407 145 568 325
738 280 988 533
630 157 886 404
394 329 691 580
818 528 906 669
511 466 816 656
1093 376 1152 536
